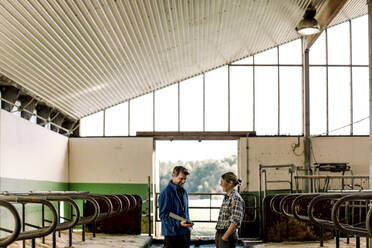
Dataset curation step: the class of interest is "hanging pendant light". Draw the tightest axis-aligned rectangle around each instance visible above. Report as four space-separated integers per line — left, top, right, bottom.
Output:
296 4 320 36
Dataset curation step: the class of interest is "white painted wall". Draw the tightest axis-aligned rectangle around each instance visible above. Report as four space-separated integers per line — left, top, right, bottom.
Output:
239 136 369 192
69 137 153 184
0 110 68 182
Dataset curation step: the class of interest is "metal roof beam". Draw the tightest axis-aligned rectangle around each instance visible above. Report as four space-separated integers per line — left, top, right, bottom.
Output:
304 0 348 50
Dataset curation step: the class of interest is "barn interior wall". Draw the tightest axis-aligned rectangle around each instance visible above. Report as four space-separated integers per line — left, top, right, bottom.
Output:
68 137 153 197
239 136 369 192
0 109 69 229
0 109 69 191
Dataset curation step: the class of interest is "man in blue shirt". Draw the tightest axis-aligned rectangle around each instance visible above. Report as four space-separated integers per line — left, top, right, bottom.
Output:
159 166 194 248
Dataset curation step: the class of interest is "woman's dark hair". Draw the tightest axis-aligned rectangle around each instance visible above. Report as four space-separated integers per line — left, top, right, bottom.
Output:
221 172 242 186
173 166 190 176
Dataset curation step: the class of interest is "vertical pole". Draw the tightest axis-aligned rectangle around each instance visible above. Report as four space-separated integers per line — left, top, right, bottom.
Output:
178 82 180 132
128 100 131 135
69 205 73 247
148 176 151 236
253 56 256 132
53 231 56 248
58 201 61 237
203 73 205 132
277 46 280 135
82 224 85 241
349 20 353 135
22 203 25 248
368 0 372 191
325 30 329 135
304 47 311 192
103 109 106 136
258 164 262 239
153 91 155 132
42 204 45 244
82 199 85 241
228 65 231 131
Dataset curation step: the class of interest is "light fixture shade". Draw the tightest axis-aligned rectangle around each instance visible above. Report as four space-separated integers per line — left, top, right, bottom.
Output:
296 18 320 35
296 5 320 36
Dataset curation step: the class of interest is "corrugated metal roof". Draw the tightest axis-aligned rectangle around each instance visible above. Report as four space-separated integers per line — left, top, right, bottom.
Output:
0 0 367 119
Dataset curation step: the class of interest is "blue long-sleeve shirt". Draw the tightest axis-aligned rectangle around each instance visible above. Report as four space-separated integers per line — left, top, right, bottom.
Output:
158 180 190 236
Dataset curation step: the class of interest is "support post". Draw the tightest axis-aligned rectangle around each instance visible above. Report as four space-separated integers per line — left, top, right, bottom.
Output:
303 47 311 192
368 0 372 191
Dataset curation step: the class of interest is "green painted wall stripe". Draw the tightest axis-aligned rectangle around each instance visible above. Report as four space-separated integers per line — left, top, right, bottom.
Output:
0 177 68 192
69 182 148 198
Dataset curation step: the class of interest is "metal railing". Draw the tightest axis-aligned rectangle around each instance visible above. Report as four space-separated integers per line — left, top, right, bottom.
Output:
0 191 142 248
154 192 259 237
269 191 372 248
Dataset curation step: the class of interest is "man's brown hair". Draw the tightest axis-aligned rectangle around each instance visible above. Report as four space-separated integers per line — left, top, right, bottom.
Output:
172 166 190 176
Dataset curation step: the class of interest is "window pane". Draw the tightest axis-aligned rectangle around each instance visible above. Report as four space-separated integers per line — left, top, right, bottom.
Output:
310 67 326 135
254 47 277 64
232 56 253 64
80 111 104 136
255 66 278 135
230 66 253 131
352 67 369 135
205 66 228 131
155 84 178 131
329 67 351 135
180 75 203 131
130 93 153 136
105 102 128 136
280 67 302 135
328 22 350 65
352 15 368 65
279 39 302 64
310 32 326 65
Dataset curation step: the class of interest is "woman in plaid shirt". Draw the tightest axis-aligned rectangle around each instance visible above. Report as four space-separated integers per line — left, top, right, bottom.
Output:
215 172 245 248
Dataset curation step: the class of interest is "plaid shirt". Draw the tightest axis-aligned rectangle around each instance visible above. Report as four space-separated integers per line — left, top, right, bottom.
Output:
216 189 245 230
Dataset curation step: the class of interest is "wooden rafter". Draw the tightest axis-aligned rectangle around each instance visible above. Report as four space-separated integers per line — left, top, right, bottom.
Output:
304 0 348 50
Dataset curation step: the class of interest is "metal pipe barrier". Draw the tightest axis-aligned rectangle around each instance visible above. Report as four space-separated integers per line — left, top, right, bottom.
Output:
269 194 288 217
268 191 372 248
0 200 21 247
0 191 142 247
331 193 372 248
279 194 301 219
295 175 369 193
0 195 58 242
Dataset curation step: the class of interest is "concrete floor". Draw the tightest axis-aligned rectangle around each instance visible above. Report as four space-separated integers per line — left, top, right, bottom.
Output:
253 237 368 247
6 233 369 247
7 231 151 248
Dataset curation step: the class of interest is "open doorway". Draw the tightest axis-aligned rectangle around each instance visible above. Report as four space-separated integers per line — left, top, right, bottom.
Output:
154 140 238 237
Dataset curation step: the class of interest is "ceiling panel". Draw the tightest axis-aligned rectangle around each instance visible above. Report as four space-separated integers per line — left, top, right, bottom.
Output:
0 0 367 119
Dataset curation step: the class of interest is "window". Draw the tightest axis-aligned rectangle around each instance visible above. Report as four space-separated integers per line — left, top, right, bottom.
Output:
352 15 368 65
327 22 350 65
310 67 327 135
279 67 302 135
105 102 128 136
352 67 369 135
230 66 253 131
255 66 278 135
328 67 351 135
155 85 178 131
205 66 228 131
130 93 153 136
180 75 203 131
279 39 302 65
80 111 104 136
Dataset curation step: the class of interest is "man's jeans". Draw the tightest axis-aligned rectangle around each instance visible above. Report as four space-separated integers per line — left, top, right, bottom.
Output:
164 234 190 248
